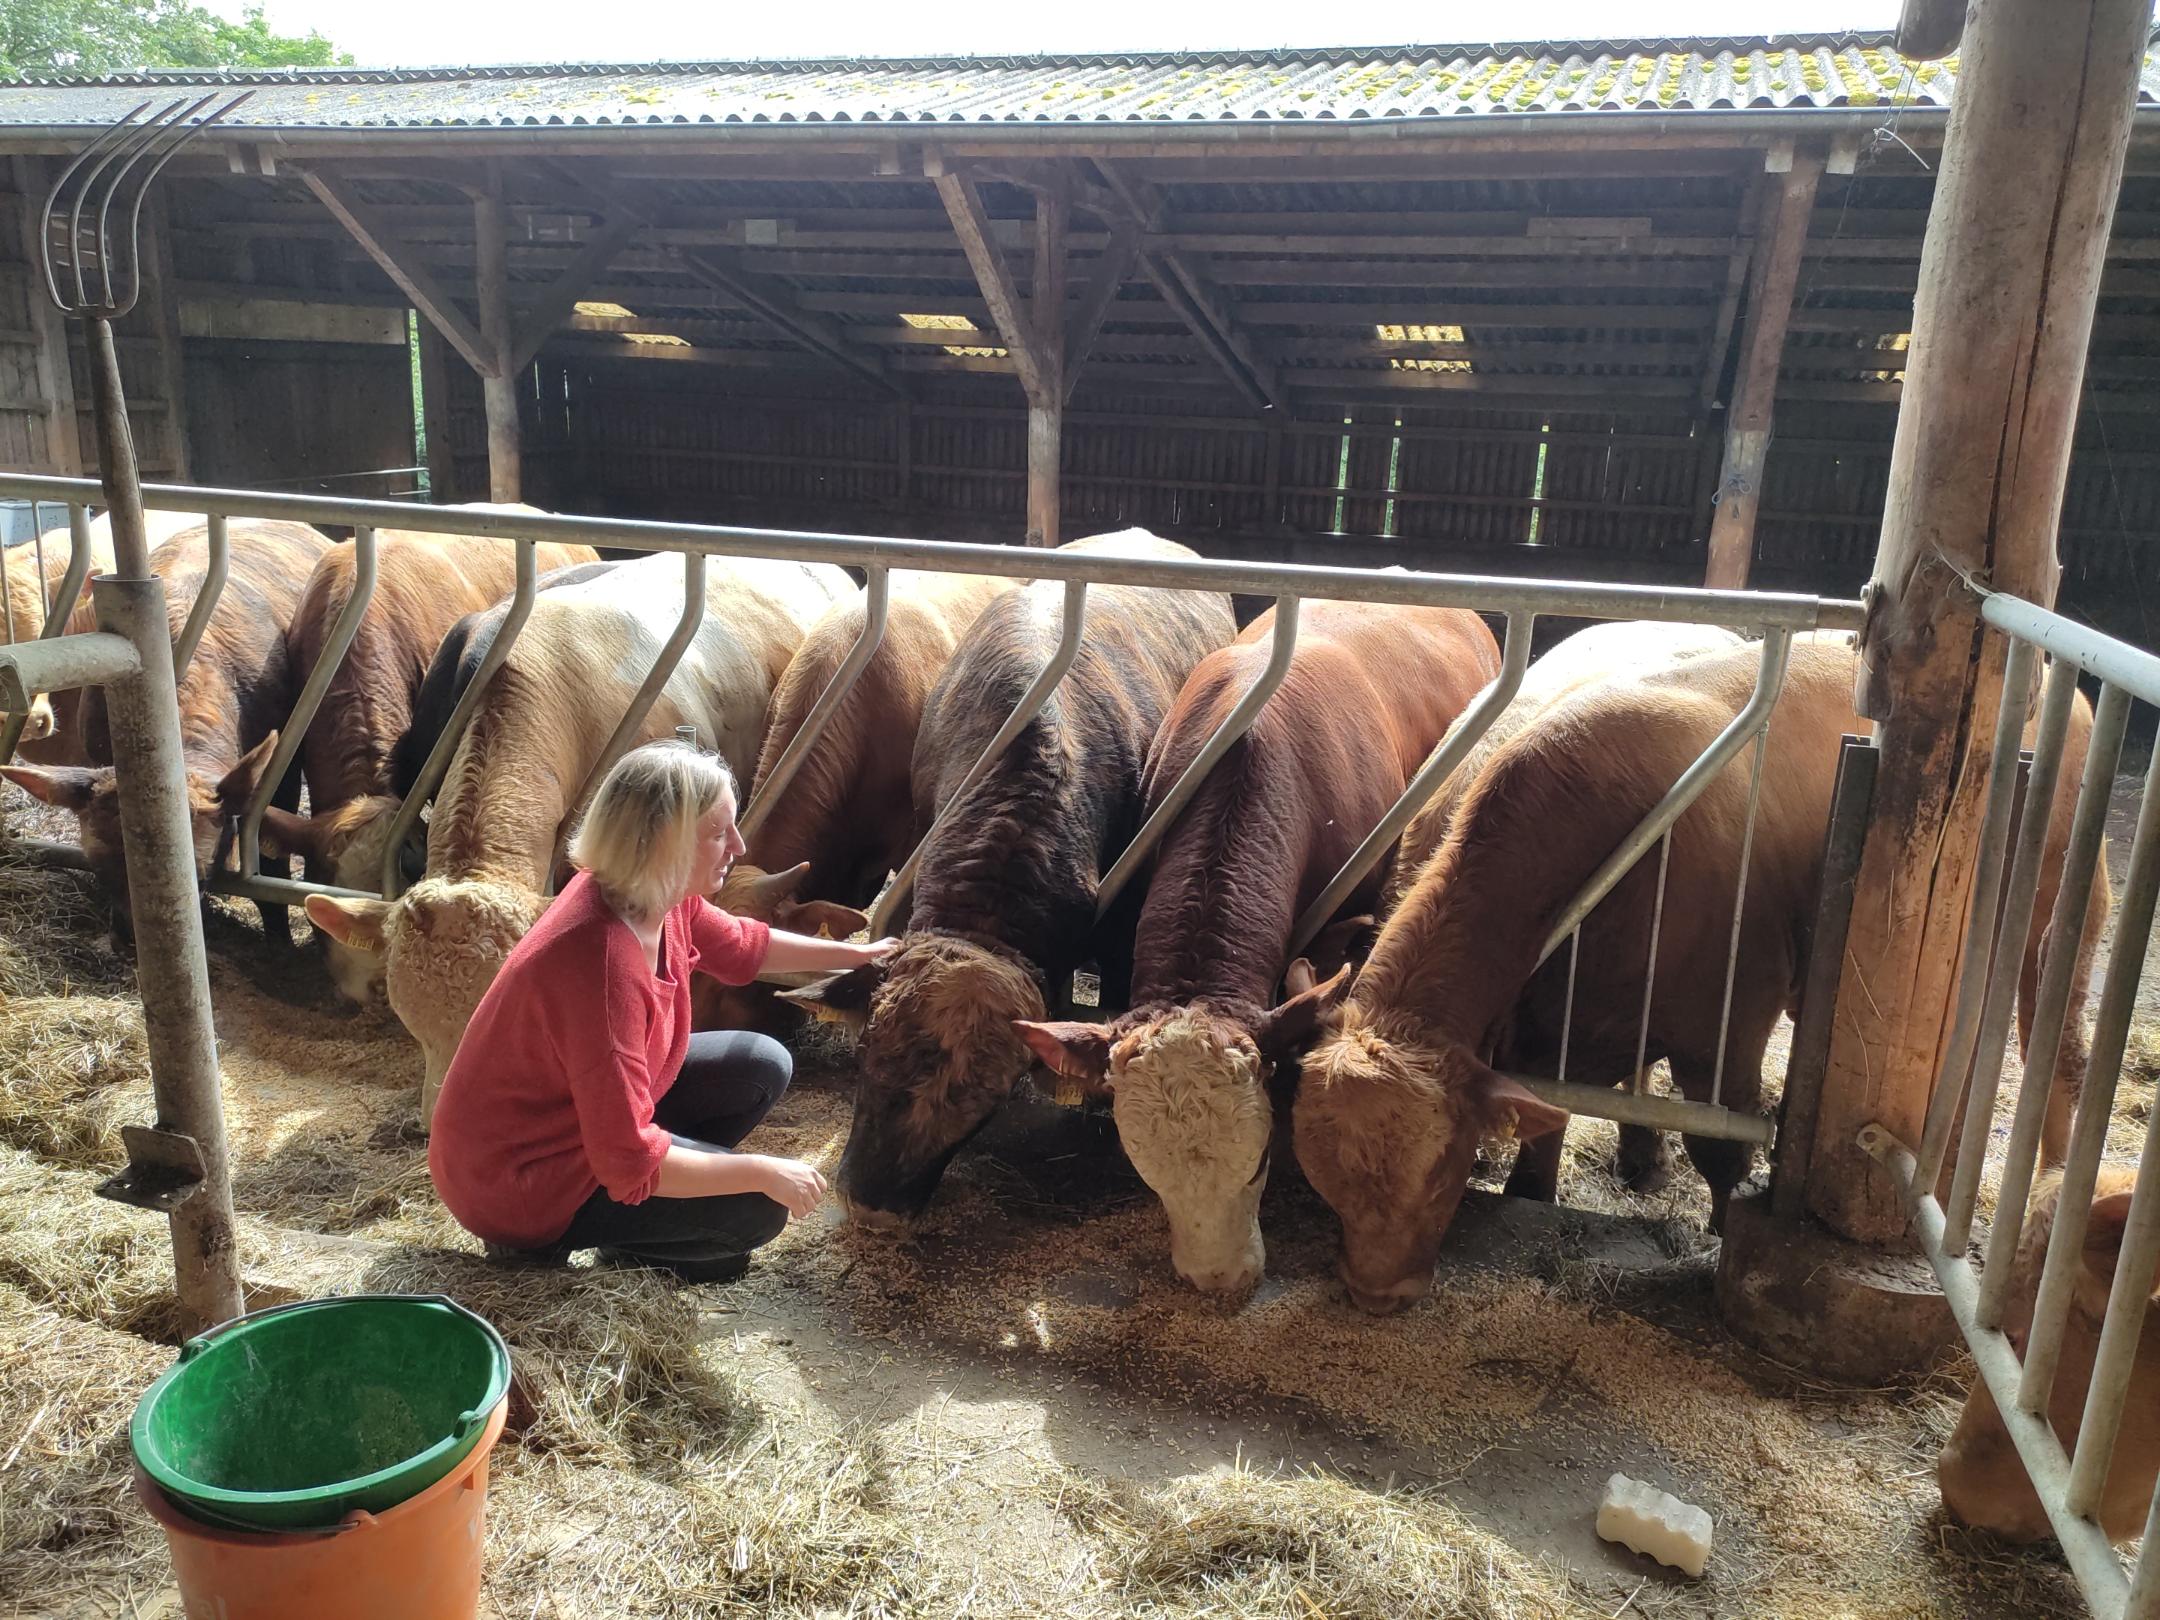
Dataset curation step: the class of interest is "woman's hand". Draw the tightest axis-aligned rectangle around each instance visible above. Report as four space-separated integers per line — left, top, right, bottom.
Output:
754 1154 828 1218
761 930 901 975
852 937 900 964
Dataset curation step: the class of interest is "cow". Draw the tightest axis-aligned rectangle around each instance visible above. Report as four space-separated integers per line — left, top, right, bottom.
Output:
258 514 600 1006
303 549 851 1124
783 530 1236 1227
1938 1165 2160 1544
1293 637 2108 1314
1 521 332 941
748 569 1011 909
2 529 113 760
1009 600 1501 1295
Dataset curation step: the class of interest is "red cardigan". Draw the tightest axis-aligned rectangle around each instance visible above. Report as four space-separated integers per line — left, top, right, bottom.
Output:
427 870 771 1248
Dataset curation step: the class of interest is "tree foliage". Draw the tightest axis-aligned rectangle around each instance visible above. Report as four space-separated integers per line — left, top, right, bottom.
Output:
1 1 351 79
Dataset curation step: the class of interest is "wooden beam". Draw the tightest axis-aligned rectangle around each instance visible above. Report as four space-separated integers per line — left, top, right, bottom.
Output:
473 178 522 501
1704 148 1825 590
674 247 901 396
507 211 649 374
10 157 79 475
298 166 498 378
1699 171 1768 410
928 161 1049 400
1027 179 1067 547
146 187 192 482
1063 220 1139 404
1807 0 2149 1246
415 316 453 500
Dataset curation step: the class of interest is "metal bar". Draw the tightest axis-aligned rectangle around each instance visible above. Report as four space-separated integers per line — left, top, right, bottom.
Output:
869 577 1088 937
36 100 151 309
1710 730 1770 1106
0 504 98 761
2021 740 2160 1415
237 525 376 883
31 523 46 623
1771 736 1880 1220
1510 1073 1776 1146
0 631 140 705
91 575 242 1332
1913 636 2040 1193
1535 627 1793 969
1983 590 2160 708
2125 1489 2160 1619
0 475 1865 635
2069 1079 2160 1515
554 548 708 878
1556 931 1579 1085
204 869 376 906
740 564 889 841
1861 1123 2131 1620
1288 609 1534 959
1944 658 2080 1252
1632 830 1673 1096
1980 682 2131 1329
169 512 228 677
1096 594 1301 918
6 833 93 870
378 538 537 899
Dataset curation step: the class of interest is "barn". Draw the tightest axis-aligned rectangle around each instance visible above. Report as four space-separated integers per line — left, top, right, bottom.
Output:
2 12 2160 1619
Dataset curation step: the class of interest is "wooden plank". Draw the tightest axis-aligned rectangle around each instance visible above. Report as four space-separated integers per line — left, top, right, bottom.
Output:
1705 148 1825 589
673 246 901 395
180 292 407 346
1062 220 1139 404
1028 179 1066 546
929 164 1047 400
1700 171 1767 409
298 166 497 378
473 181 521 500
416 314 453 499
9 156 79 475
506 212 648 374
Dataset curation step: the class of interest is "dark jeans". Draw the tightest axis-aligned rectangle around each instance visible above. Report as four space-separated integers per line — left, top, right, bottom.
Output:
556 1029 794 1268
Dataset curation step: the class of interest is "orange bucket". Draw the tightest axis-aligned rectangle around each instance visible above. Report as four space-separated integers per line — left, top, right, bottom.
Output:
135 1396 506 1620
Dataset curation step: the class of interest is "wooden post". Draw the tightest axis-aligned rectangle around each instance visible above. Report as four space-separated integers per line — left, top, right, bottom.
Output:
472 177 521 504
1805 0 2149 1243
1704 146 1823 591
1028 183 1067 549
145 189 191 482
12 157 81 476
414 316 454 502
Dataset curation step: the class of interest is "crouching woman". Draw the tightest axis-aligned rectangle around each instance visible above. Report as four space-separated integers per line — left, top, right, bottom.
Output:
428 739 894 1282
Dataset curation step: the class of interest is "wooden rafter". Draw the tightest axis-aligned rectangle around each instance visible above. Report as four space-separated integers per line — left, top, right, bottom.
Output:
1062 220 1140 405
506 211 649 373
927 160 1050 401
674 247 902 396
297 166 497 377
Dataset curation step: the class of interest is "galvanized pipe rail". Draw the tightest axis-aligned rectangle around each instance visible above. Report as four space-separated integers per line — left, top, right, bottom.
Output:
169 512 230 677
741 565 891 839
0 504 98 760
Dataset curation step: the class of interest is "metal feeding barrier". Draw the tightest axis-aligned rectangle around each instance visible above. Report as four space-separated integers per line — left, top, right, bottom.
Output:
0 471 1860 1166
1855 591 2160 1620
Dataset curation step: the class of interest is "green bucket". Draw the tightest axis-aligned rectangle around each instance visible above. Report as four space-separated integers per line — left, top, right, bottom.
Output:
130 1294 511 1533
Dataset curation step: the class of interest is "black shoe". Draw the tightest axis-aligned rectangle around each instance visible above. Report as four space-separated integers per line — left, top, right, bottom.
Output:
598 1248 752 1285
484 1240 571 1268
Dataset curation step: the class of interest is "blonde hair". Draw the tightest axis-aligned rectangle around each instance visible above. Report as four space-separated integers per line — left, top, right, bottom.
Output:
569 740 735 923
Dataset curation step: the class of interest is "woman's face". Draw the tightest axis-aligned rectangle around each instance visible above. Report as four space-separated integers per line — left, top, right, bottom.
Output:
691 791 747 900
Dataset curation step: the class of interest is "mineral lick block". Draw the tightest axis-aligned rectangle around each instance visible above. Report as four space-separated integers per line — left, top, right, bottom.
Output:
1595 1472 1713 1577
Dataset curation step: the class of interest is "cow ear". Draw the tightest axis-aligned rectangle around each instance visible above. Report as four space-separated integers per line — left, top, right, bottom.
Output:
1472 1065 1570 1143
260 805 323 862
2083 1189 2137 1283
216 731 281 809
778 961 882 1028
774 898 871 940
0 763 100 811
1013 1020 1113 1091
1255 961 1354 1061
305 893 391 952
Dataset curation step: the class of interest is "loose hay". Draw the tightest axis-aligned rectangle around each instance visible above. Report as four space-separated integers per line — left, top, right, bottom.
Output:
0 995 146 1171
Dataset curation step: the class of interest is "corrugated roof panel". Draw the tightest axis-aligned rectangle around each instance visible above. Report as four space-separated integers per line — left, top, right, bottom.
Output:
1 34 2139 131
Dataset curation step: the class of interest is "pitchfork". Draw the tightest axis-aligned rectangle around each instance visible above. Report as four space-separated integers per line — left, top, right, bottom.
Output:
40 94 248 574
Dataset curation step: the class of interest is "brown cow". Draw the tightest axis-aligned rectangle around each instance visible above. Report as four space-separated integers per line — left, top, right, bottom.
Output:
305 550 851 1124
1 521 331 939
747 568 1010 908
784 531 1236 1226
1294 638 2108 1314
260 512 599 1005
1939 1165 2160 1544
2 529 113 760
1011 600 1501 1295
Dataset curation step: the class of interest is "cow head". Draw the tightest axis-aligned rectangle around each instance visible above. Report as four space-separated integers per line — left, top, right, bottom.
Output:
717 859 872 940
261 794 426 1005
1939 1167 2160 1544
1293 1007 1566 1314
787 933 1044 1227
1013 962 1351 1298
306 876 544 1126
2 571 61 744
3 733 282 922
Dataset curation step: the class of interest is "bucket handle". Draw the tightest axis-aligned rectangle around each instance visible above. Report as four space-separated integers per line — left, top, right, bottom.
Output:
178 1292 499 1367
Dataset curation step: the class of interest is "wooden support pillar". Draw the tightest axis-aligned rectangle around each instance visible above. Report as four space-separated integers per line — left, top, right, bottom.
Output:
1027 183 1067 550
11 157 81 476
472 179 521 504
1806 0 2149 1244
1704 145 1823 591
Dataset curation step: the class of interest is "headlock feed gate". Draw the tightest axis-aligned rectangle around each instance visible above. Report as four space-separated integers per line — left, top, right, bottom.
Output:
1 476 2155 1616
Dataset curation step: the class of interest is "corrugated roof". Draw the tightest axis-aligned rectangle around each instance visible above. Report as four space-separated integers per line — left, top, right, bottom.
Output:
0 34 2090 131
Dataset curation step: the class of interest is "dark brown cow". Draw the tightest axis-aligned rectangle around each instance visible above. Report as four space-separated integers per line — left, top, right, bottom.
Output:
261 516 599 1005
1294 637 2109 1313
785 530 1236 1225
2 520 330 939
1012 600 1501 1294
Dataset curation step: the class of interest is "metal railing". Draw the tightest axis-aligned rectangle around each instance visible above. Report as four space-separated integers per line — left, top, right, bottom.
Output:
0 471 1862 1158
1858 590 2159 1620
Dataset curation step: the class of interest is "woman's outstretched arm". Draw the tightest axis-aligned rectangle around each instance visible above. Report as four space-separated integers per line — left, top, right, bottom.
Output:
761 931 898 975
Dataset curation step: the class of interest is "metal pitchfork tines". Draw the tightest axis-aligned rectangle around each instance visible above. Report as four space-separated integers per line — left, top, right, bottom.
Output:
41 93 250 320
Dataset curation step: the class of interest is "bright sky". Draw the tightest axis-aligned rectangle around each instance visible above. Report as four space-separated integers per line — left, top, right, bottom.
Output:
206 2 1903 69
